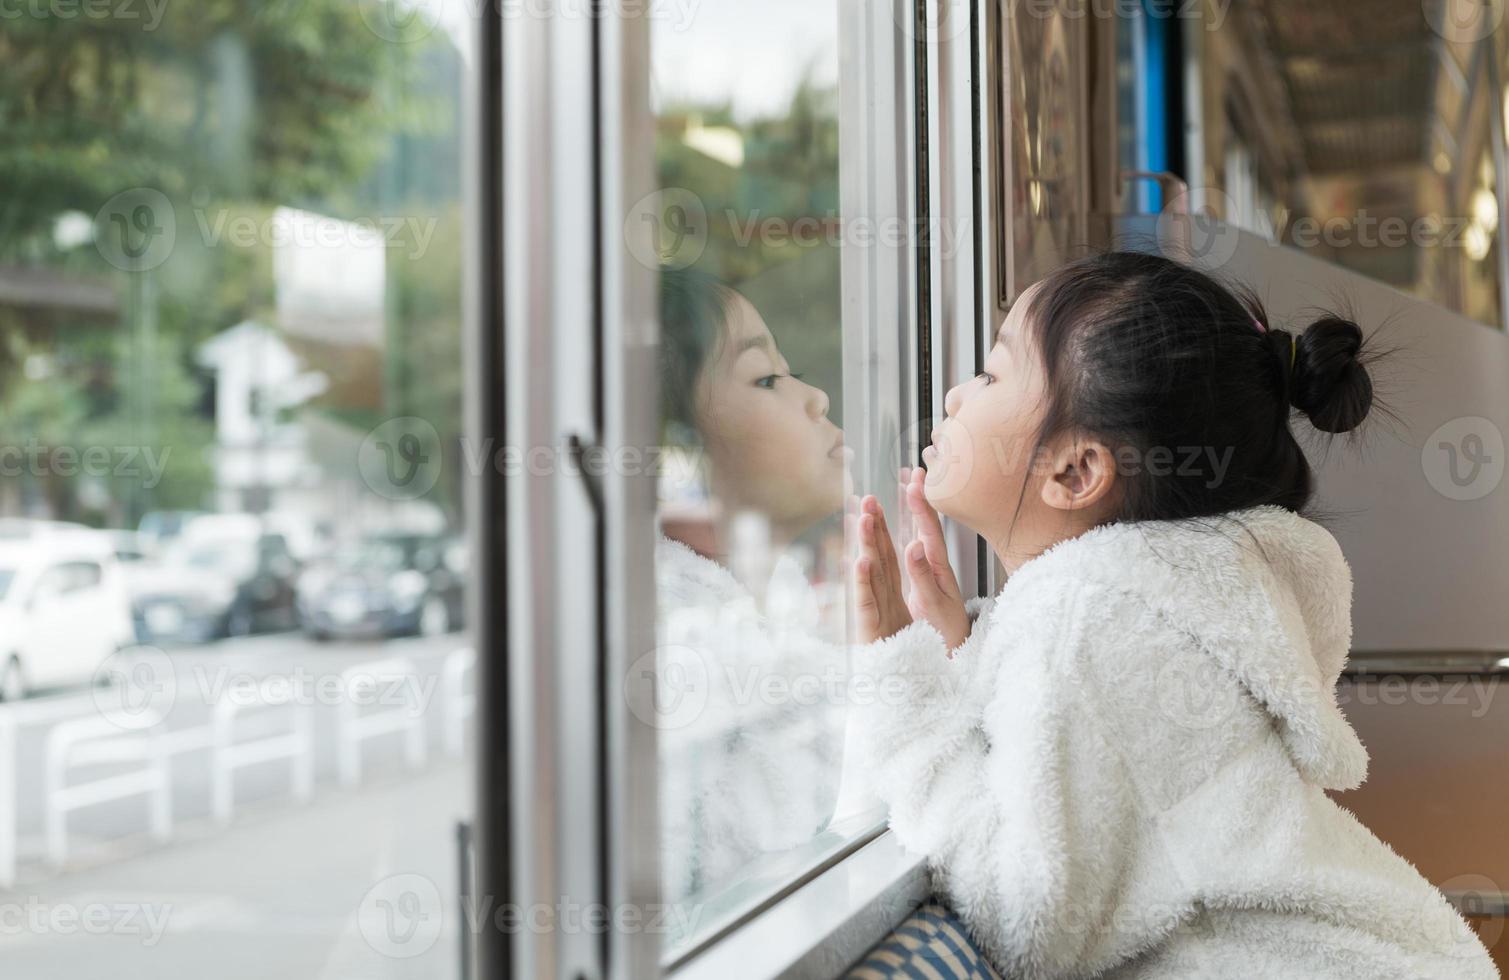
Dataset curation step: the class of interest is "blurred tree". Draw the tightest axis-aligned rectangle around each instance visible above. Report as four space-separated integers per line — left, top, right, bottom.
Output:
0 1 409 250
0 0 450 524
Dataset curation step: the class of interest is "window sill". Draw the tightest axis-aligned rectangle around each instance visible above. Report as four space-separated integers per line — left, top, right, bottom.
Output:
667 830 930 980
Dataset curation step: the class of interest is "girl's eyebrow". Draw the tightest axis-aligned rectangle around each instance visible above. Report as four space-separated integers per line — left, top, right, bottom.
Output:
734 334 774 356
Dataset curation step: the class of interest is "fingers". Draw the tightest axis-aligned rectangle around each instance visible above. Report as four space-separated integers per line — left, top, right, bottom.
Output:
861 495 902 588
902 538 945 613
904 469 960 598
853 554 877 610
855 499 897 601
852 555 881 641
905 467 946 547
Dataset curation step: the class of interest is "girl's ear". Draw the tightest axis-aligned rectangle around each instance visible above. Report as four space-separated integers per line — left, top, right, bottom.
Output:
1039 435 1118 513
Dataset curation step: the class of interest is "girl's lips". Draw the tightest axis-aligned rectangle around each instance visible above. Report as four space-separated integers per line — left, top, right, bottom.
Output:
921 443 938 464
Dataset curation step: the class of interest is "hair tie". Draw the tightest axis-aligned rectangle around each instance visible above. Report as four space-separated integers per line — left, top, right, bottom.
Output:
1289 335 1297 372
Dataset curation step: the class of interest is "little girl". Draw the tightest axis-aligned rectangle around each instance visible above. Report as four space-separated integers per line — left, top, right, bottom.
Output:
851 252 1498 979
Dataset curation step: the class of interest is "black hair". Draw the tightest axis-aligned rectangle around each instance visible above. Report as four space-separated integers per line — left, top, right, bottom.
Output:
658 266 739 443
1017 251 1388 526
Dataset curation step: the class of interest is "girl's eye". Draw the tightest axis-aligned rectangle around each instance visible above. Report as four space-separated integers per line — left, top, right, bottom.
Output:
976 371 995 386
756 372 804 389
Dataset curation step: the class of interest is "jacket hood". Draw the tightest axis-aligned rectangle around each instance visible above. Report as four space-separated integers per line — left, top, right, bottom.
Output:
1006 505 1368 790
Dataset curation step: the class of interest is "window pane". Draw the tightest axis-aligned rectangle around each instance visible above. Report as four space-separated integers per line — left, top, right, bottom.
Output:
646 0 911 956
0 4 473 976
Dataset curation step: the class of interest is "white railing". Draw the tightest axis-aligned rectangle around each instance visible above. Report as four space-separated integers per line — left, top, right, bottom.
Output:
3 650 454 883
442 647 477 757
44 712 172 867
0 690 125 885
210 680 315 825
336 656 427 786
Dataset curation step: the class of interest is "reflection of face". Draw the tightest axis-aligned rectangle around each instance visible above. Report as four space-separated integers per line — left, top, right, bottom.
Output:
923 281 1051 548
693 292 847 536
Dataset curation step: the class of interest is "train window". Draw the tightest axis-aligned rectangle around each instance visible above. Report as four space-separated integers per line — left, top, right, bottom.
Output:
1 6 474 978
642 0 922 962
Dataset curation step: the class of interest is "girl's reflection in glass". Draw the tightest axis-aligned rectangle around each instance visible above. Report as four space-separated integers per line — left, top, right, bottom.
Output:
655 267 851 907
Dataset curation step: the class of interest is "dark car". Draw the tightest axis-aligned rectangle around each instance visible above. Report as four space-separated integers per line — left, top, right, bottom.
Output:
130 530 301 644
298 533 465 641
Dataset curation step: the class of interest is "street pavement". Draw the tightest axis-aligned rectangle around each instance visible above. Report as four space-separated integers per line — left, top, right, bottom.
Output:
0 629 476 980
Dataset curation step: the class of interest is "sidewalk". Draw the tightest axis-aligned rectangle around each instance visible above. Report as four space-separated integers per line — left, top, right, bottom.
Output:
0 762 471 980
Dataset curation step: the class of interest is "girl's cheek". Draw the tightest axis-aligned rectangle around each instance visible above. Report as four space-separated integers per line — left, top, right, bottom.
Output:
922 418 979 509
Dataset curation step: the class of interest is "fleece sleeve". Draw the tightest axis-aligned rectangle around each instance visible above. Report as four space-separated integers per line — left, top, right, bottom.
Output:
850 586 1145 979
848 595 1000 779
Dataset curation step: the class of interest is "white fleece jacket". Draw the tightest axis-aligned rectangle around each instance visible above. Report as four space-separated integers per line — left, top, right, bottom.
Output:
850 505 1498 980
656 537 848 906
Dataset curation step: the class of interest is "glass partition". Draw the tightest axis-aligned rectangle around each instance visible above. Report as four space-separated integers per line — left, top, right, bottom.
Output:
641 0 921 958
0 4 474 976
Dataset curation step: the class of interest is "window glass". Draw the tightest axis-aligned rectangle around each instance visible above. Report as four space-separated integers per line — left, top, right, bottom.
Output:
0 4 473 976
1184 5 1506 328
64 561 104 592
644 0 913 956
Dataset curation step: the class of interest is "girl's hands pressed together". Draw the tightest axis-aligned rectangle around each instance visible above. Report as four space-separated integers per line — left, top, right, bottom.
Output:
852 468 970 649
899 466 969 650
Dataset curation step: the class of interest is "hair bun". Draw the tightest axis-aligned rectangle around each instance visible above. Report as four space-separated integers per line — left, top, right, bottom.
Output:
1287 316 1373 433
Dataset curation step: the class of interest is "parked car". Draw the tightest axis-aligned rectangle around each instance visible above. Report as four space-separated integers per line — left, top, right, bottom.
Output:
136 509 208 557
298 532 464 640
0 518 90 541
130 516 300 644
0 529 136 701
108 530 149 566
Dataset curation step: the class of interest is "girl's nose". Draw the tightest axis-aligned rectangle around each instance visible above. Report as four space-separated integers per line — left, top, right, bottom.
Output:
803 379 830 419
943 379 965 418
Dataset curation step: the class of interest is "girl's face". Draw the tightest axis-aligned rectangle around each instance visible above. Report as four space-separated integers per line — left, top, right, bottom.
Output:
923 283 1046 537
922 281 1117 569
694 292 848 536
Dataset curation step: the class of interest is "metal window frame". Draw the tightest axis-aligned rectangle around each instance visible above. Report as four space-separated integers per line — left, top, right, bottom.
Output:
484 3 661 980
486 0 993 975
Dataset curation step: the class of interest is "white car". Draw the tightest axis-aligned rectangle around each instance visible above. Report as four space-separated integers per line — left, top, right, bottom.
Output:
0 528 136 701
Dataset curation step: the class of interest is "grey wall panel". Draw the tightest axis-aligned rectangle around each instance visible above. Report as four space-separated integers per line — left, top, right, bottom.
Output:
1119 216 1509 653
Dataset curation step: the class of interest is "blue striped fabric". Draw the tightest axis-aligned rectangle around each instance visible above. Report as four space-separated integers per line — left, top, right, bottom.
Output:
844 902 1004 980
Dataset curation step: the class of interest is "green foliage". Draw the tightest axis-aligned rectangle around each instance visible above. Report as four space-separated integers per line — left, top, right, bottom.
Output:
658 71 846 426
0 1 409 250
0 1 465 524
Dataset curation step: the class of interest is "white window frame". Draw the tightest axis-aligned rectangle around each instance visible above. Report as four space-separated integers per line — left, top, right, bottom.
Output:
493 0 991 975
